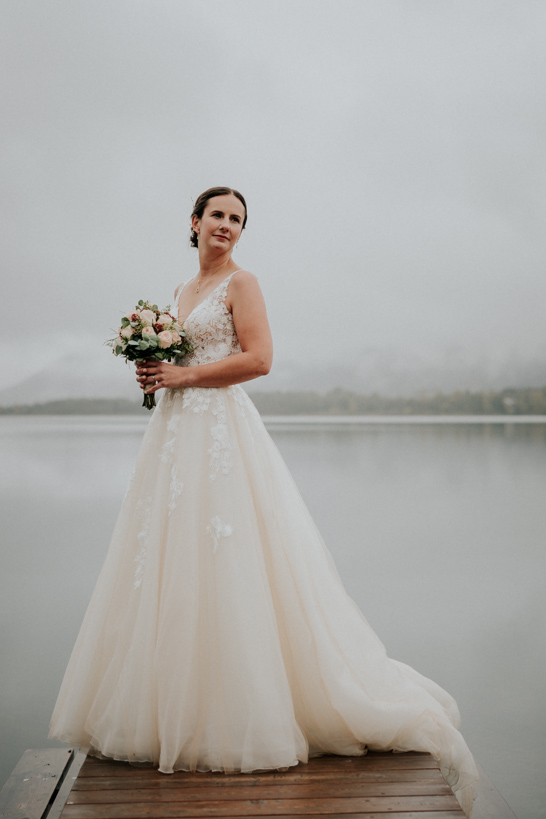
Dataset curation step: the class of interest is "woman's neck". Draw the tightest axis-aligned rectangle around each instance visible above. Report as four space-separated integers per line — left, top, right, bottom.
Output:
197 251 237 280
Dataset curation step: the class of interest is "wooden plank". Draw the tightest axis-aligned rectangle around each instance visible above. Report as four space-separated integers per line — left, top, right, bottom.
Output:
63 813 465 819
60 793 462 817
62 813 465 819
0 748 74 819
77 754 440 778
60 753 468 818
72 769 447 790
66 780 453 803
73 768 444 788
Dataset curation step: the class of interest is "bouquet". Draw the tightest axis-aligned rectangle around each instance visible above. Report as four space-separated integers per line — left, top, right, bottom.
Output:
108 300 192 409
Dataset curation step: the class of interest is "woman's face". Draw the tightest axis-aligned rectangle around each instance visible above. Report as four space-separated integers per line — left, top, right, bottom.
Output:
192 194 245 254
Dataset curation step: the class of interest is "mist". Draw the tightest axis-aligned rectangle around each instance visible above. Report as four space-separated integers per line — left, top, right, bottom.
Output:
2 0 545 399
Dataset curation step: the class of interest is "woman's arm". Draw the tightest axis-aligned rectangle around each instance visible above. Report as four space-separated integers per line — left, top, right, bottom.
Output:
136 271 273 393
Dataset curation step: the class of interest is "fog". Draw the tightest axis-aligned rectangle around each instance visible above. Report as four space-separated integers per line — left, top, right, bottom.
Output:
2 1 545 398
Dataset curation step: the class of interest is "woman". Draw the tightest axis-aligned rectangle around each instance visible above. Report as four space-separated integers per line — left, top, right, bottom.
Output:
49 186 478 814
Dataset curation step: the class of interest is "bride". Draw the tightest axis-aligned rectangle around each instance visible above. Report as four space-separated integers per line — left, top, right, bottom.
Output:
49 186 478 814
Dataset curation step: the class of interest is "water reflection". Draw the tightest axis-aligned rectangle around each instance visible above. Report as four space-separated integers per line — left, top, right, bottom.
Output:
0 416 544 818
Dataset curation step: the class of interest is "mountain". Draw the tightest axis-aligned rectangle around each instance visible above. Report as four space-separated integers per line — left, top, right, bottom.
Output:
1 351 138 406
2 345 545 407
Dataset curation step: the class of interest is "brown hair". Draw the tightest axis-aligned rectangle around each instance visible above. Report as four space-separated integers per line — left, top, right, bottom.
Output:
190 186 248 248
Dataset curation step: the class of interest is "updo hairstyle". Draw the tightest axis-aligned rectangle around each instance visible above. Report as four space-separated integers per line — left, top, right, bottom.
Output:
190 187 248 248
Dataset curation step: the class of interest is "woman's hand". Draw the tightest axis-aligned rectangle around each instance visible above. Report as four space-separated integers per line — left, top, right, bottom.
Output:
135 360 189 394
134 270 272 393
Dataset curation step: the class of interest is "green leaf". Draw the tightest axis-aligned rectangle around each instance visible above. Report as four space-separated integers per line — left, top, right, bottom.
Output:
121 317 130 328
138 300 144 306
138 340 149 350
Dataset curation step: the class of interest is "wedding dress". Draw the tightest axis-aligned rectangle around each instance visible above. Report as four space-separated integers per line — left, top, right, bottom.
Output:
49 271 478 814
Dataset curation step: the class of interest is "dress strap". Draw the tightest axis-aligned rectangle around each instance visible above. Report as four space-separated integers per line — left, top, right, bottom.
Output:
217 270 242 305
221 269 241 289
173 282 185 311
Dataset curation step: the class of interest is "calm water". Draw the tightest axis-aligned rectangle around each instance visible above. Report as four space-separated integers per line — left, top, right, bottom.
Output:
1 415 545 818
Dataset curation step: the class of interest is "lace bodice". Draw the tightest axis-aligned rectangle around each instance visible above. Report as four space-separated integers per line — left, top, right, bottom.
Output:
175 272 242 367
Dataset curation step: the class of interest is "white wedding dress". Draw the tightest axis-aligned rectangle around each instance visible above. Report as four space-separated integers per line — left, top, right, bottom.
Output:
49 271 478 814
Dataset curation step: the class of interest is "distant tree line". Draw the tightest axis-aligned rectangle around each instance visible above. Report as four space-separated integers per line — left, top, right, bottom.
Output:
0 398 147 415
1 386 546 416
249 387 546 415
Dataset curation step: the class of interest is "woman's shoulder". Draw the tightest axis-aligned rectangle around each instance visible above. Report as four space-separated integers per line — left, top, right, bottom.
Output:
228 269 259 291
226 270 266 311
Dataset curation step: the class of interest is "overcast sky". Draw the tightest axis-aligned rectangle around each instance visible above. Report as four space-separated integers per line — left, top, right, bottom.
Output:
2 0 545 396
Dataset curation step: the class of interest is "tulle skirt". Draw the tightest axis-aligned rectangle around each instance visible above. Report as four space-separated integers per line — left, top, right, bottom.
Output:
49 384 478 814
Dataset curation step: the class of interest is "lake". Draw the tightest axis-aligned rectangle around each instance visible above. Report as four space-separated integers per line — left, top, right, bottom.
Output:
0 414 545 818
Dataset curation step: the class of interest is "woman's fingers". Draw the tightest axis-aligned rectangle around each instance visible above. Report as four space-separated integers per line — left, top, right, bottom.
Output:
135 360 174 393
136 361 161 388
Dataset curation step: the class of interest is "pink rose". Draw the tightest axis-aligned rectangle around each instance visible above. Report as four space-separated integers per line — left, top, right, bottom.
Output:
140 309 155 326
157 330 173 349
158 314 172 326
171 331 181 344
142 326 157 339
120 325 134 339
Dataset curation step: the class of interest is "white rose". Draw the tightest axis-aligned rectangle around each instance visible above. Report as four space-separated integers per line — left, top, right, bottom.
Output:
157 330 173 349
142 326 157 339
121 325 134 339
140 309 155 326
171 330 181 344
125 310 140 321
158 314 172 327
112 339 126 355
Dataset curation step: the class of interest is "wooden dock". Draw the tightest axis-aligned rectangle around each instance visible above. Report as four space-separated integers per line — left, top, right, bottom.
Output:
0 749 517 819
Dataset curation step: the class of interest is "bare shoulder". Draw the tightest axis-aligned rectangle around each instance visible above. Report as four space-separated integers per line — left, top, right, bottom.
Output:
227 269 263 302
230 269 259 290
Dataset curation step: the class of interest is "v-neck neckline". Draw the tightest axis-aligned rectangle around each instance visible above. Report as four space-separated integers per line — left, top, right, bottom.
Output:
177 270 241 325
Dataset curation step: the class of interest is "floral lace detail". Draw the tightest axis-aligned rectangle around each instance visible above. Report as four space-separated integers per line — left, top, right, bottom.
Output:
167 414 182 432
206 515 233 554
175 273 242 369
158 413 183 463
182 387 213 415
209 391 232 480
134 497 152 589
160 435 176 464
168 466 184 516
